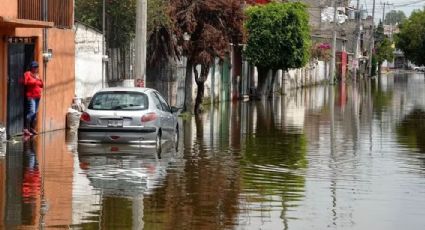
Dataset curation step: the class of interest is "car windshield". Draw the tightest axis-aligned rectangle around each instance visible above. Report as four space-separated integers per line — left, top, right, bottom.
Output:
89 91 148 111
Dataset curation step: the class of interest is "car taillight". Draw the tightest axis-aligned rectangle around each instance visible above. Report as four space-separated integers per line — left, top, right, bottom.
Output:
141 112 157 122
81 112 91 122
111 146 120 152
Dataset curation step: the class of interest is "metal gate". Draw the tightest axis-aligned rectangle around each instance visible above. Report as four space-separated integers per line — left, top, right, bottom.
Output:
7 37 35 138
221 57 231 102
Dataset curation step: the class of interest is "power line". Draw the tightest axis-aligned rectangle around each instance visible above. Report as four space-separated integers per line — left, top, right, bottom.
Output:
394 0 425 7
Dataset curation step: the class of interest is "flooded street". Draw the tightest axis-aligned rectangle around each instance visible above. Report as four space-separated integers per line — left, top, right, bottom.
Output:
1 72 425 229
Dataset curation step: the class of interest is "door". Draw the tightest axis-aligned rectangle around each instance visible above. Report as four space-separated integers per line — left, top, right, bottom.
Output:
154 92 174 138
7 42 35 137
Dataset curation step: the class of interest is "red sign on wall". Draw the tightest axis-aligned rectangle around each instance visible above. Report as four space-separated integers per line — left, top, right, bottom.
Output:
246 0 270 5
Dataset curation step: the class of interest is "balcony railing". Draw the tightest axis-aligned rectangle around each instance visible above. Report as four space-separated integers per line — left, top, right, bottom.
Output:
18 0 73 29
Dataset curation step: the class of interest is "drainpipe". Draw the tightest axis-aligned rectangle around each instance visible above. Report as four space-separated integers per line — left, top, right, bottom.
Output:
39 0 49 227
42 0 48 134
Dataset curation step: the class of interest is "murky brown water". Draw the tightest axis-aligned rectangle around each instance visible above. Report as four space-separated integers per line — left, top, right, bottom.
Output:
1 72 425 230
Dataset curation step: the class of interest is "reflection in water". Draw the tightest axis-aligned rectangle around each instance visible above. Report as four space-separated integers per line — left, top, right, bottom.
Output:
1 139 44 228
1 132 75 229
142 117 242 230
2 73 425 229
21 140 41 225
241 102 307 230
22 141 40 204
74 143 177 229
397 109 425 153
396 109 425 172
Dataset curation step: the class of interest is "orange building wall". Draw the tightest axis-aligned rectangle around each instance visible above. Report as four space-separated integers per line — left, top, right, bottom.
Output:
1 0 17 124
0 0 18 18
43 29 75 132
0 27 15 124
3 28 75 132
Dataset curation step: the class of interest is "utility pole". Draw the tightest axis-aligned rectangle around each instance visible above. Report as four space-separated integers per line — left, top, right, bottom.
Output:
382 2 386 23
102 0 106 88
353 0 361 81
382 2 393 24
368 0 376 77
383 2 394 24
330 0 338 85
135 0 147 87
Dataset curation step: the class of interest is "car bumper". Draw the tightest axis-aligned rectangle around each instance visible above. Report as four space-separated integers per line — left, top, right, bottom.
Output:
77 143 159 155
78 126 157 144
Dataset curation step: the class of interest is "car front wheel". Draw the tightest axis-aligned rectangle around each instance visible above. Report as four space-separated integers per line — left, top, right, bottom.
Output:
174 126 179 151
156 131 162 154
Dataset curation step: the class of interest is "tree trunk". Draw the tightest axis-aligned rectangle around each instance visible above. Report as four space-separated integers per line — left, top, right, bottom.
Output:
194 64 210 115
378 61 382 78
254 67 269 99
183 61 193 113
146 57 176 101
268 69 278 98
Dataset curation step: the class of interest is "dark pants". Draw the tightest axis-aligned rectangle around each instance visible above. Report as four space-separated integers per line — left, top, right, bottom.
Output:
26 98 40 129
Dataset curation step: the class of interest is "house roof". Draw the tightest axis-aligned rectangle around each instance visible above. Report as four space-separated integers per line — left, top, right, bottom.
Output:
74 20 103 34
0 16 53 28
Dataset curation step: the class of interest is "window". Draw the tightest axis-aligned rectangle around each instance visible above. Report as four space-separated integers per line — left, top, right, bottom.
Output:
151 93 163 110
89 92 148 110
155 92 171 113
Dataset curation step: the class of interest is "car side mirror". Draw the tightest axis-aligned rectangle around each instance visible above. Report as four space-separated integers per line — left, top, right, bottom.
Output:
170 106 180 114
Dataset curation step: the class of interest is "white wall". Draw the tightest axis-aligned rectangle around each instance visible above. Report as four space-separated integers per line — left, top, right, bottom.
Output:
285 61 328 91
75 23 103 99
175 60 329 109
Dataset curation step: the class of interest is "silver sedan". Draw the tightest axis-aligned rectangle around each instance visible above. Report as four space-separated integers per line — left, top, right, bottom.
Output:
78 87 179 152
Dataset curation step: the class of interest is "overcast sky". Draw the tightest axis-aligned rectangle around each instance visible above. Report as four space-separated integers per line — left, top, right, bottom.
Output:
351 0 425 21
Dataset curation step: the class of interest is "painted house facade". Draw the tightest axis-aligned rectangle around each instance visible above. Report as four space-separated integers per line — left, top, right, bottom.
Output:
0 0 75 137
74 22 104 100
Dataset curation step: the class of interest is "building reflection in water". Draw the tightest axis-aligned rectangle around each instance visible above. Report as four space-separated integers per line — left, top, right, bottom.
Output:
1 139 41 227
0 131 74 229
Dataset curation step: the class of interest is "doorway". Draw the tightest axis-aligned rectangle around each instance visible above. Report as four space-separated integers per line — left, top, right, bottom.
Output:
7 38 35 138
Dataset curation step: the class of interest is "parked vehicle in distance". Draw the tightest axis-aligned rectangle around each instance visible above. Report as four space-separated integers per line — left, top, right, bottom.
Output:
78 87 179 152
413 66 425 72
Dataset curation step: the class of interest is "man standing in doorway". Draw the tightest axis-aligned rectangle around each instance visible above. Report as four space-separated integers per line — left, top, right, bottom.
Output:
23 61 43 136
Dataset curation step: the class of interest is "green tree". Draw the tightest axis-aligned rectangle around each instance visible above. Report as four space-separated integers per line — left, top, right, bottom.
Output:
75 0 136 49
75 0 172 53
375 21 385 44
244 2 311 98
385 10 406 25
169 0 245 114
373 21 394 76
395 9 425 66
375 38 394 75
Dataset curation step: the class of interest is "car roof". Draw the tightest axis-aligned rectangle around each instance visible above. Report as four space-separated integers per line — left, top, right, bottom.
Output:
96 87 155 93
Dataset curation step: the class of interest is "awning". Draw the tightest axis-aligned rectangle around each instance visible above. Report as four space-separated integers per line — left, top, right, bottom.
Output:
0 16 53 28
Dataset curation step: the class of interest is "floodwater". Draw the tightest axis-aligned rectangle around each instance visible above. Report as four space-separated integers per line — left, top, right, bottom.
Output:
1 72 425 230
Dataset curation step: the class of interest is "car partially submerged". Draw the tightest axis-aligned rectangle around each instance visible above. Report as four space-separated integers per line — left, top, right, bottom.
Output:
78 87 179 152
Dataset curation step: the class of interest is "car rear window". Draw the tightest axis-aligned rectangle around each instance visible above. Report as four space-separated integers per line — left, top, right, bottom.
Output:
88 91 149 110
